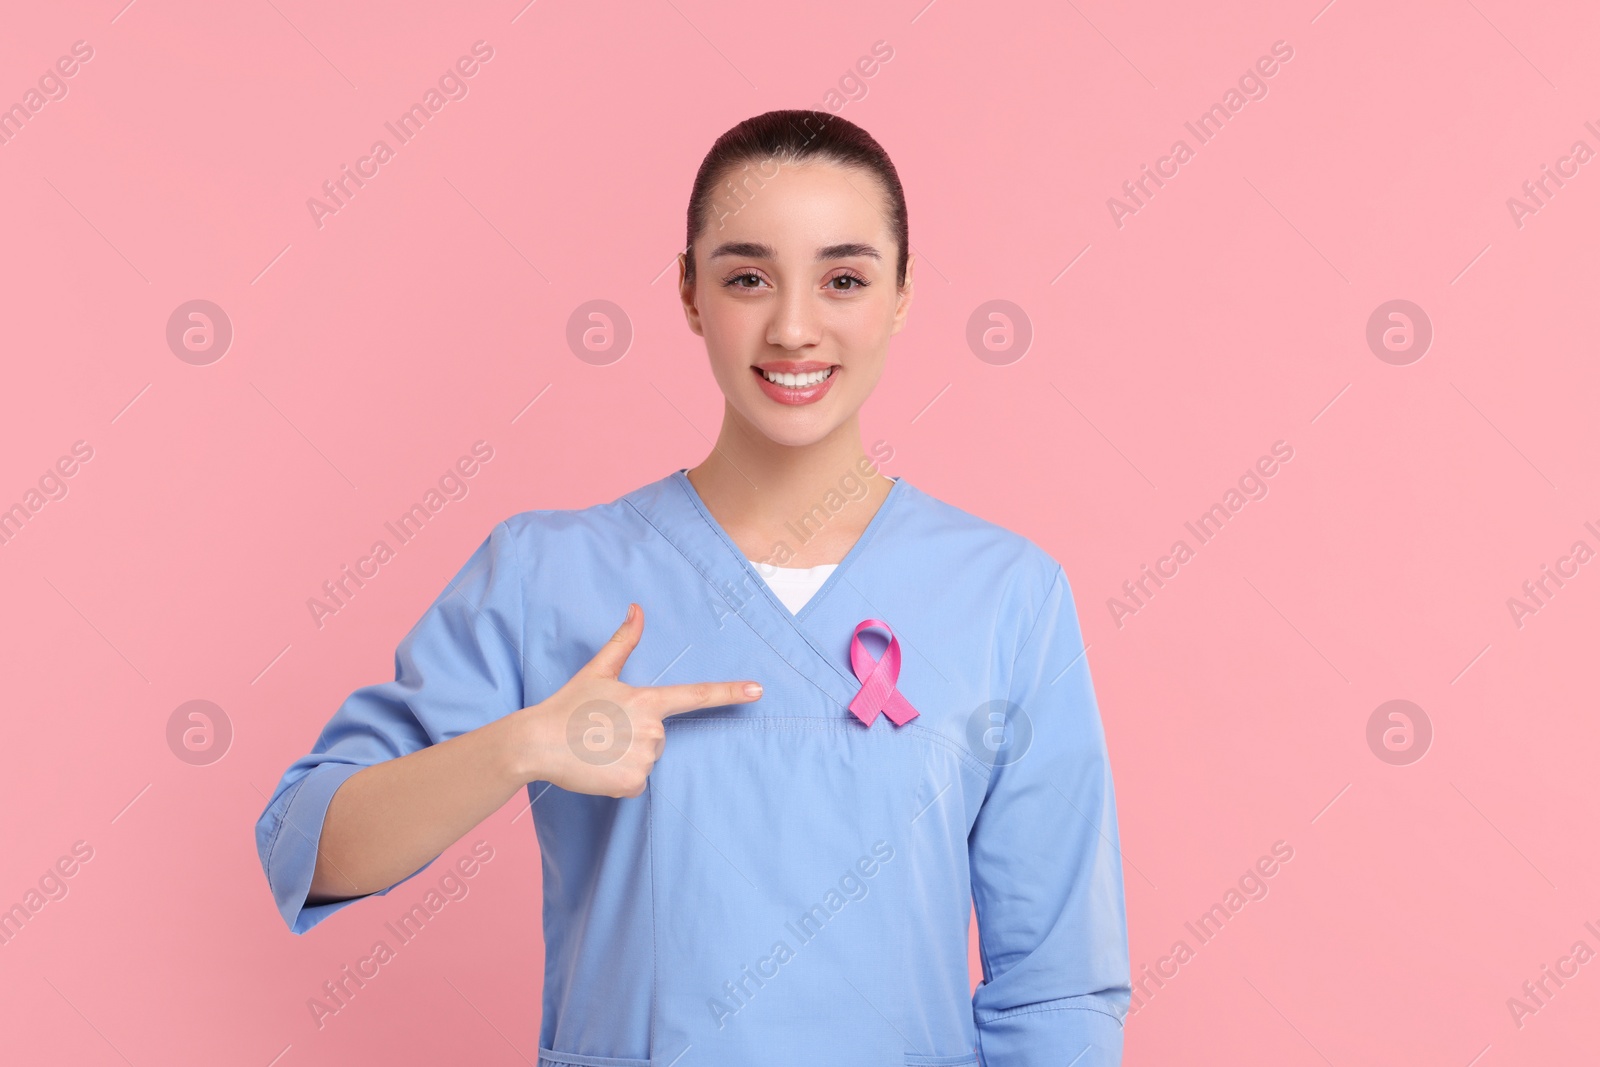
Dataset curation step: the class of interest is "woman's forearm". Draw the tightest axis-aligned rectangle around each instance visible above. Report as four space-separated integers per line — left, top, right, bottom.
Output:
304 602 760 906
306 713 527 904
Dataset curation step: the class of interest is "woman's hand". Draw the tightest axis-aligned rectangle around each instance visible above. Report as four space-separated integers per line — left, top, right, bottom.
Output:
504 602 763 798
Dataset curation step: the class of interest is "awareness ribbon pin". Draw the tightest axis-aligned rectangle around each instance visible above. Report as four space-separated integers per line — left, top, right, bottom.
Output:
847 619 919 727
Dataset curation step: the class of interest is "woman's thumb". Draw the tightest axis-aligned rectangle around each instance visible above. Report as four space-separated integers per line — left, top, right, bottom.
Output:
584 602 642 680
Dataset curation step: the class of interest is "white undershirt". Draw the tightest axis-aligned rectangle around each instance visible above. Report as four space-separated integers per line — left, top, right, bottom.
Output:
745 478 896 613
746 558 839 614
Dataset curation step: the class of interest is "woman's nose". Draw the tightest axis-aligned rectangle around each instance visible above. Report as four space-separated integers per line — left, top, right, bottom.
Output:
766 289 822 349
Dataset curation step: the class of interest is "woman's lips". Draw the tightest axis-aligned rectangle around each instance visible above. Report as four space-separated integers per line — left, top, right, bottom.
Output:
752 364 838 406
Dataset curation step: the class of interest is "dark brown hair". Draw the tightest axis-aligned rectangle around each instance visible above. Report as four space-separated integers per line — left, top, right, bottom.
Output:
683 109 909 290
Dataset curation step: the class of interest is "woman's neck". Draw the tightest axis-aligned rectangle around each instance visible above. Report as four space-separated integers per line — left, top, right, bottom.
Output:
685 408 894 567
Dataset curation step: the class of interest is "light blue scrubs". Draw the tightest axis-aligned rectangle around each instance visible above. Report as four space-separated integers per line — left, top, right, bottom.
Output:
255 469 1131 1066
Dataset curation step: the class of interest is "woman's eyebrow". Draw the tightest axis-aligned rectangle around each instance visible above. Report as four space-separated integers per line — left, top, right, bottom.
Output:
707 241 881 261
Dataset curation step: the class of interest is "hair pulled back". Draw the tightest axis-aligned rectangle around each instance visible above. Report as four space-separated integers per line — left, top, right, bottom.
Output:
683 109 909 289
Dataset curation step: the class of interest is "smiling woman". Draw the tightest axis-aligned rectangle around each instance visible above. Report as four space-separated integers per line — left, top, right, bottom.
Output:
677 110 911 469
256 109 1131 1067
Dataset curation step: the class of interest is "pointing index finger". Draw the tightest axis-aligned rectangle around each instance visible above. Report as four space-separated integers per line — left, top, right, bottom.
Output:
644 680 763 717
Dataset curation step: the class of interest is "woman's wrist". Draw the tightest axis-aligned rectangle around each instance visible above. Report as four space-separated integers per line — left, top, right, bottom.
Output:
493 703 549 790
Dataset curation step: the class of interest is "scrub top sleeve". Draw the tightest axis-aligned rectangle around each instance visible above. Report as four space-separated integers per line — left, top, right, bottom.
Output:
969 563 1132 1067
254 520 526 935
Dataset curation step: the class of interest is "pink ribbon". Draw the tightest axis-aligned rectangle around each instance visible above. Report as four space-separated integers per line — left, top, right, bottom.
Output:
847 619 919 727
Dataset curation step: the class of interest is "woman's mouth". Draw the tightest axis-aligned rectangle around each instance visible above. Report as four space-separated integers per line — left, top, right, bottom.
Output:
752 363 838 406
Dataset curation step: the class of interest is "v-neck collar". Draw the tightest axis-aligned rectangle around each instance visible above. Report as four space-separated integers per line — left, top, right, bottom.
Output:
670 468 905 622
624 468 909 712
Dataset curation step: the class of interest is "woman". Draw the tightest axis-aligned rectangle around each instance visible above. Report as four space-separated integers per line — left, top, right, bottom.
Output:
255 109 1131 1066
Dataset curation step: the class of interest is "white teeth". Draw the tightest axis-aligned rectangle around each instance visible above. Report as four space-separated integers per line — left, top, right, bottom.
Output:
760 367 833 388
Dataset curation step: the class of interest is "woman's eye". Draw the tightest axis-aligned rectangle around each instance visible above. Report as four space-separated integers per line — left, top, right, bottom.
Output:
723 272 867 291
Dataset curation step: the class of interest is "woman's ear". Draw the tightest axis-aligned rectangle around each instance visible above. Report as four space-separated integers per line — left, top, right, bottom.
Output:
678 251 704 337
890 253 915 336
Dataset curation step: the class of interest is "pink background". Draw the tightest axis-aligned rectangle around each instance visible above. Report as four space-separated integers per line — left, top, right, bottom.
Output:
3 1 1597 1064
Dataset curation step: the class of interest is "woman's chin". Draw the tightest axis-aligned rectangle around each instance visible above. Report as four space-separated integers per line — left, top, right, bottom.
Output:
756 422 836 450
739 402 848 449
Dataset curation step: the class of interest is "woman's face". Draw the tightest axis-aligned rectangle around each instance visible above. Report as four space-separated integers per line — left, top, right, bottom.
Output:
679 159 913 449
